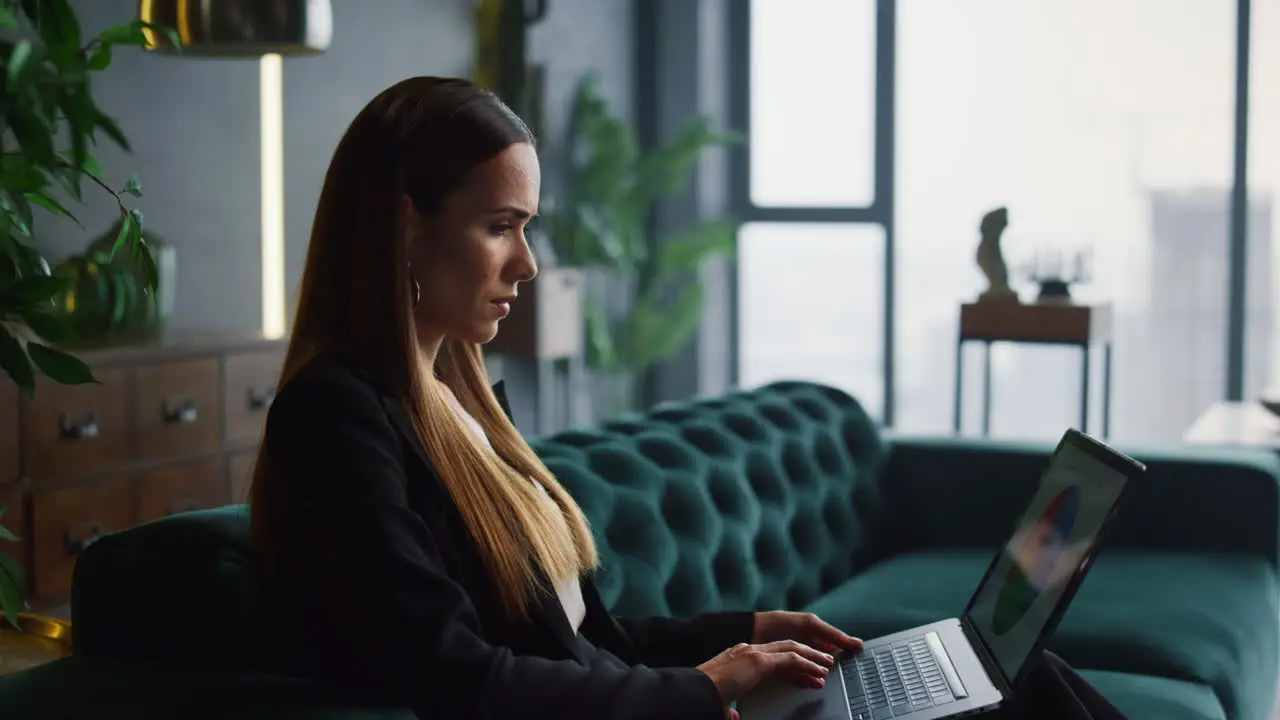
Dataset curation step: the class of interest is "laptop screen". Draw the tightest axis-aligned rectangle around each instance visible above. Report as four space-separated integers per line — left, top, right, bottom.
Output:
963 436 1130 685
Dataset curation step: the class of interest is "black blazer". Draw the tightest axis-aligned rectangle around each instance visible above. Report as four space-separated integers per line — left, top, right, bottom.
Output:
261 351 755 719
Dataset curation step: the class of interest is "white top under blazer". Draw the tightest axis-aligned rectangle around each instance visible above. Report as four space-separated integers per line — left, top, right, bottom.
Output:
440 387 588 634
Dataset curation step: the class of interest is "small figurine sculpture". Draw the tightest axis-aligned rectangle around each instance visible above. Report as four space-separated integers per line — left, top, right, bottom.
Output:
976 206 1017 303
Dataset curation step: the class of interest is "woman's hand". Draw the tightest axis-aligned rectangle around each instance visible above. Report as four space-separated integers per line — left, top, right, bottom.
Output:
696 640 835 718
751 611 863 657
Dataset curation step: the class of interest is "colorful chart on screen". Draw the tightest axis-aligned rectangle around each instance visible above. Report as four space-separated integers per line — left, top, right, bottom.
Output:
991 485 1081 636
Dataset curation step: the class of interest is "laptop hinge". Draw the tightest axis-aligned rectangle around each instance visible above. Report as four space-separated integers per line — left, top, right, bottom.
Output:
960 614 1013 697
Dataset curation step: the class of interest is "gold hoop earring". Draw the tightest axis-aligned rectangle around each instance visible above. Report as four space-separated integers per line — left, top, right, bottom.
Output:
411 277 421 308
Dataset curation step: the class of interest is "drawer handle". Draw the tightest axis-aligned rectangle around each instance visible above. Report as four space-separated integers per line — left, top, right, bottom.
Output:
166 498 200 516
247 388 275 411
64 521 103 555
59 412 99 440
162 399 199 425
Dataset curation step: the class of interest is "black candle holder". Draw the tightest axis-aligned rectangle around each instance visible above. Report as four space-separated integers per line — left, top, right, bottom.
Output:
1036 278 1073 302
1021 245 1092 304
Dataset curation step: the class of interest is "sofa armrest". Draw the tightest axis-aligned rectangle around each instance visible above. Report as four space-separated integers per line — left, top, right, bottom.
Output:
875 434 1280 569
0 655 416 720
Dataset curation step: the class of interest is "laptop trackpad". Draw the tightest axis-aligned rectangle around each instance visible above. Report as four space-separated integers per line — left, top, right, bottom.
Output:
737 674 853 720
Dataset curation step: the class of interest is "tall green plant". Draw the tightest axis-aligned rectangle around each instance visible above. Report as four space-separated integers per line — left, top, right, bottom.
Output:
0 0 177 630
543 74 741 385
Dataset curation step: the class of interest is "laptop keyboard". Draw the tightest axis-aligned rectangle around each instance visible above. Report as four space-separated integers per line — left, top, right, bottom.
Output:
841 634 957 719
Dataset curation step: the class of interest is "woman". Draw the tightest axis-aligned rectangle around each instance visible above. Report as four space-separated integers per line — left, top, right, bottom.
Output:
249 77 1125 720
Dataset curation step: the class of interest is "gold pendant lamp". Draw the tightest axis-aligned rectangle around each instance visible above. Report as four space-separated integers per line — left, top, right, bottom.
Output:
138 0 333 57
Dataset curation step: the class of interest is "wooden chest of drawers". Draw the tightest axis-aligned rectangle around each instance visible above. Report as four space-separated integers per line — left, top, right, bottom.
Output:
0 334 284 607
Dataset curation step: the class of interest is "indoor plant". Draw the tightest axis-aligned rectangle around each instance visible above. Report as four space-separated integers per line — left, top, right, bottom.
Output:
542 73 740 411
0 0 176 630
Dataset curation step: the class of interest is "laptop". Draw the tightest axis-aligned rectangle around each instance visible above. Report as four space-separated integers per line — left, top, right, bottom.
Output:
738 428 1146 720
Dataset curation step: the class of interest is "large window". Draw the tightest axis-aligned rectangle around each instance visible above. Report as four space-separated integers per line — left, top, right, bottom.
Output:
735 2 1245 444
748 0 877 208
894 0 1238 444
739 224 886 417
734 0 892 422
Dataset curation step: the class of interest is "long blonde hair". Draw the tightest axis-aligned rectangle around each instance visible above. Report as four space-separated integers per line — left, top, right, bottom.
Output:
249 77 598 621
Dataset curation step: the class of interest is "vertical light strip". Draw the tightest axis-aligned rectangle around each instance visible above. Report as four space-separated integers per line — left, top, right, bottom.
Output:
259 53 286 338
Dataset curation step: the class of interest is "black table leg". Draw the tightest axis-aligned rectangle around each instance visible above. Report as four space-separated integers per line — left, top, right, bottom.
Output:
1102 343 1112 439
954 338 964 434
1080 344 1091 432
982 341 993 436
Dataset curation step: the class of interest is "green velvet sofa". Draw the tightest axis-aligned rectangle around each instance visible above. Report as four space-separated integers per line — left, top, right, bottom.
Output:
1 380 1277 719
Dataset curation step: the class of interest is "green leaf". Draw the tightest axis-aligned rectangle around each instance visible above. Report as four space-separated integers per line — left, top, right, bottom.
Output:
21 308 76 343
8 193 33 237
656 220 737 275
87 42 111 71
11 105 57 169
5 39 32 87
0 550 21 591
57 149 104 179
58 85 94 185
49 165 80 199
4 274 63 306
160 26 182 50
26 189 79 225
1 195 30 236
96 20 149 47
37 0 83 68
92 107 131 152
624 282 705 368
123 174 142 197
574 205 629 269
0 156 48 194
8 242 50 278
0 327 34 396
139 243 158 290
110 211 134 259
583 303 618 373
0 550 23 631
0 7 17 29
17 0 39 25
84 155 104 178
633 119 740 206
0 522 17 543
137 21 183 51
27 342 97 385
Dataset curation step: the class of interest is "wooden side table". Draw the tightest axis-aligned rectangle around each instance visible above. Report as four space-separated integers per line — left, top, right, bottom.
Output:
954 302 1113 438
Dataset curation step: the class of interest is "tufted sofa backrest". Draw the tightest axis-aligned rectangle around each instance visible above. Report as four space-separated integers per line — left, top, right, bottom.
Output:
531 380 887 618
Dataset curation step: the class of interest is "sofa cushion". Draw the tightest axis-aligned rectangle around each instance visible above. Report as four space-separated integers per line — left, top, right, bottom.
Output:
65 380 884 673
802 550 1279 720
531 381 887 617
69 505 299 673
1076 670 1225 720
